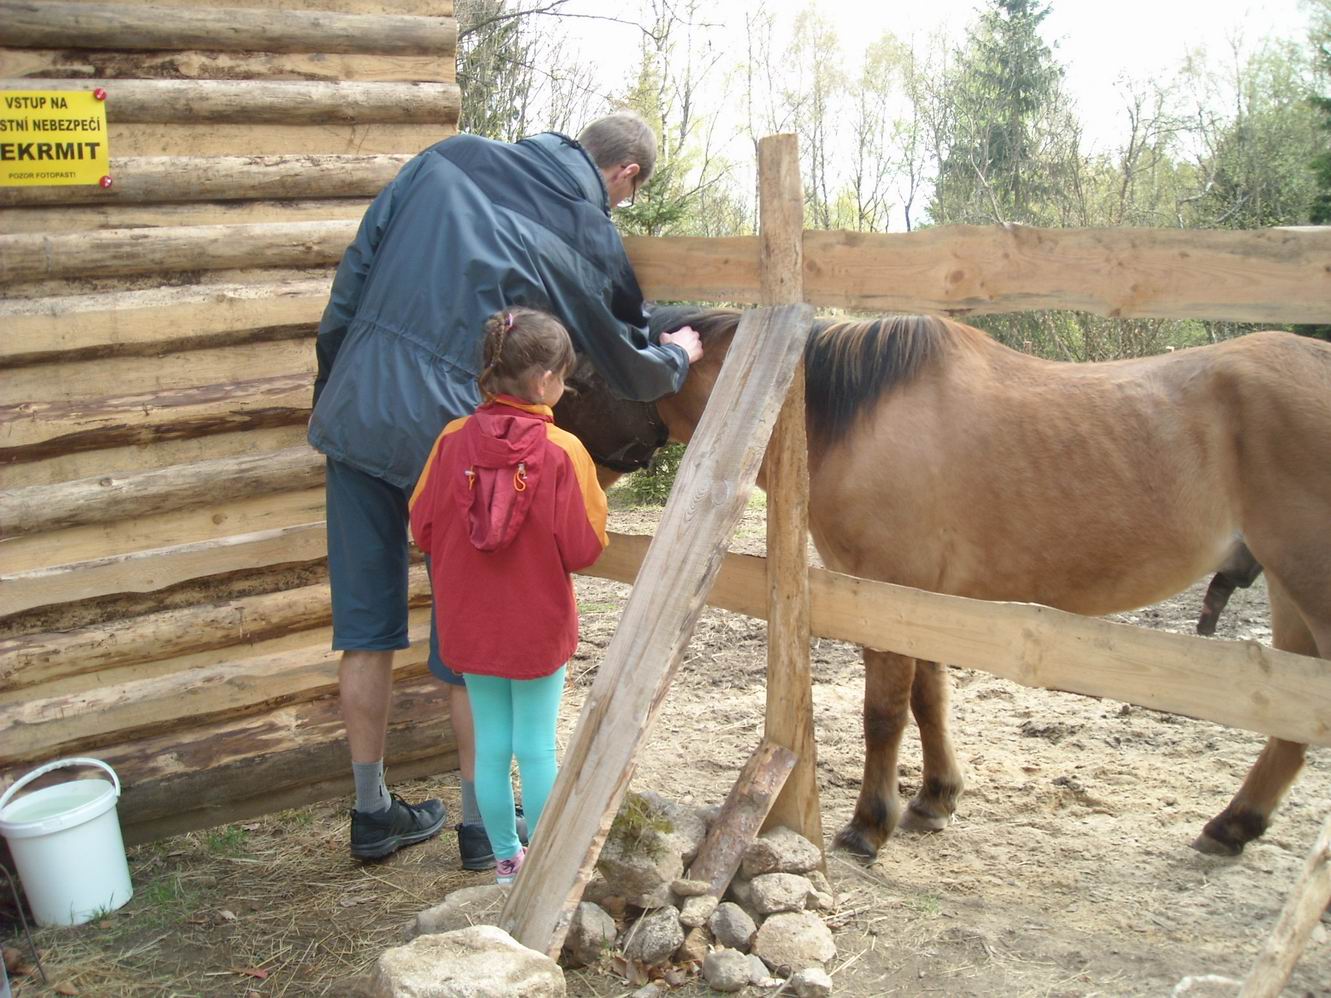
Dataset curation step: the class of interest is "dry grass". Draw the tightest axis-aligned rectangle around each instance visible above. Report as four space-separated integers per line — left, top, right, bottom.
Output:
3 774 481 997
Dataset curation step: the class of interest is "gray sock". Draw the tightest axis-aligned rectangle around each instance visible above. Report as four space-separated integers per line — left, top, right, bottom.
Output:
353 761 390 814
461 779 482 825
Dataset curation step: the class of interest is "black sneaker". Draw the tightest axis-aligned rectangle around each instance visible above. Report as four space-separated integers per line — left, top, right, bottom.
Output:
458 808 530 871
350 794 446 860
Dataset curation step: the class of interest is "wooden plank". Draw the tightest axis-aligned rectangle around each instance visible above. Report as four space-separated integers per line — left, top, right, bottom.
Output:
0 199 373 232
57 0 454 16
0 522 326 617
2 337 314 405
104 122 451 157
0 446 322 535
1240 813 1331 997
1 279 330 361
0 153 405 207
0 78 458 124
2 486 325 576
1 424 310 489
0 373 311 462
803 226 1331 324
0 221 355 285
500 302 815 958
684 740 797 898
0 3 457 56
756 134 822 854
0 48 455 84
125 748 457 844
0 630 429 765
583 533 1331 749
625 235 761 304
115 677 456 844
0 569 428 696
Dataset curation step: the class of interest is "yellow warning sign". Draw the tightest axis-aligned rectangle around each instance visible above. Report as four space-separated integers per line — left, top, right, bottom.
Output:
0 89 110 187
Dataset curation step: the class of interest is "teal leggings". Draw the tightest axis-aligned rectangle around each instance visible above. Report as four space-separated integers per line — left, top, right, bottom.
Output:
462 667 565 861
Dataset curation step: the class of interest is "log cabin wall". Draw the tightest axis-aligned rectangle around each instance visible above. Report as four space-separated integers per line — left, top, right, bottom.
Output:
0 0 459 843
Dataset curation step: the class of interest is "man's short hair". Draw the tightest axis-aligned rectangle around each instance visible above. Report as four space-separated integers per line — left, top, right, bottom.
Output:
578 110 658 183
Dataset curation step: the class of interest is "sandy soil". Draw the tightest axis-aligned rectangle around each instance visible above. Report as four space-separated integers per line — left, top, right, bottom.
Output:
559 497 1331 997
4 493 1328 997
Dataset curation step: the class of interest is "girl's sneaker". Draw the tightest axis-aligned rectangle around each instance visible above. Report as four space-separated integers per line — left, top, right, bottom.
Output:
495 847 526 885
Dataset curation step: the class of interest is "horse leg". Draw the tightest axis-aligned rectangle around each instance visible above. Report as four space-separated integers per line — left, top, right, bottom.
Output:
899 659 964 831
1194 580 1323 855
834 649 915 858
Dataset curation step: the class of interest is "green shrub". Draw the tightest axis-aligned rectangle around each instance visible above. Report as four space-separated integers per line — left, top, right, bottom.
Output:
619 442 686 506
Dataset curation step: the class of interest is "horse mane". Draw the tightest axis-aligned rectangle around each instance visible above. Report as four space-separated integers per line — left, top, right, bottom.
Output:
649 306 977 444
806 314 976 443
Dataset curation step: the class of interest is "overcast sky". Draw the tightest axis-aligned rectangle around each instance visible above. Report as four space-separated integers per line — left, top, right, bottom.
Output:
556 0 1319 152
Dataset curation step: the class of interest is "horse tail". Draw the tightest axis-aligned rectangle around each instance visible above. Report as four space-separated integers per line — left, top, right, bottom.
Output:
804 315 953 445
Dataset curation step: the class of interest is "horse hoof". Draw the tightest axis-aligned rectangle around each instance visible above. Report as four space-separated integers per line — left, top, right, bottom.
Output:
1191 831 1244 857
833 824 881 860
900 807 951 833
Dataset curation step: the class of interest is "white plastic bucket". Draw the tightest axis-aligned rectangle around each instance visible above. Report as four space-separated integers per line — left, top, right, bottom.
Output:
0 758 133 927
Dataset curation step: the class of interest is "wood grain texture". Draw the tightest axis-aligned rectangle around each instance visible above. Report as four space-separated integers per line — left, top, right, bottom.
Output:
0 446 322 536
0 522 326 617
684 740 797 897
2 279 331 361
756 133 822 855
0 79 457 123
0 198 373 232
0 48 454 83
803 226 1331 323
0 221 355 284
0 2 457 56
0 154 399 206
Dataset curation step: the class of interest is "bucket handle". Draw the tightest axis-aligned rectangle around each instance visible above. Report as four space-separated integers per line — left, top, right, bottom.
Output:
0 757 120 813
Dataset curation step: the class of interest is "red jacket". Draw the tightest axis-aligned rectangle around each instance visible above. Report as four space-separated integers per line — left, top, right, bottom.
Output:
409 396 608 679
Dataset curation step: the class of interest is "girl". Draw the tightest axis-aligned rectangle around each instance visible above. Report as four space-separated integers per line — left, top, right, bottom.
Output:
409 307 609 883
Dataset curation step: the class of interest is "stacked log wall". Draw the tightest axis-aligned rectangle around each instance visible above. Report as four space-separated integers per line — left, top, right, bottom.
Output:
0 0 459 843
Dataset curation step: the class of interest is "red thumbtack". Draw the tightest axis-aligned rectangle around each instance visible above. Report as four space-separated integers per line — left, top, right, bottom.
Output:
99 176 113 189
93 87 107 101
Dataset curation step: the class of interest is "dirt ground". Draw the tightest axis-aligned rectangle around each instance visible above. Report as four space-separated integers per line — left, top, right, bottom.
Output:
4 492 1329 997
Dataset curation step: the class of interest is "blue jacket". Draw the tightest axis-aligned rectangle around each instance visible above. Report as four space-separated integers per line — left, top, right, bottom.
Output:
308 132 688 489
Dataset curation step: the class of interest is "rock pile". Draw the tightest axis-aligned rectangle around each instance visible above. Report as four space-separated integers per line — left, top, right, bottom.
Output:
403 791 838 995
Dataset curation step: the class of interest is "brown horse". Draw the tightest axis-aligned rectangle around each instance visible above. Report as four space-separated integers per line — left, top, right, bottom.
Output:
563 307 1331 858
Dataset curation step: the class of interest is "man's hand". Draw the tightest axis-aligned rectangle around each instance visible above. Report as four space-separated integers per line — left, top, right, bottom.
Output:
661 325 703 365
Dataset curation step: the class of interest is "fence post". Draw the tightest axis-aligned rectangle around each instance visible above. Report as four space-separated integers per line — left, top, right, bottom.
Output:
757 134 824 860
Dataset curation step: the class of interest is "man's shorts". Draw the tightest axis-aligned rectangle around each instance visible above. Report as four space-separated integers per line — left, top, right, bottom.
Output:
325 457 464 686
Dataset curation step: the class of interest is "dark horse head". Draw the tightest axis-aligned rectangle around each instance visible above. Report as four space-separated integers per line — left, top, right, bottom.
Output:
552 305 719 474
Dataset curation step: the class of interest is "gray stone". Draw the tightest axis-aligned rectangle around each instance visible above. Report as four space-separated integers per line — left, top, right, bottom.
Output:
752 911 837 974
708 902 757 952
561 902 617 969
622 906 684 966
630 985 665 998
809 890 836 912
371 925 564 997
670 877 711 897
409 885 508 940
725 875 754 911
790 966 834 997
701 948 751 993
599 793 707 909
806 869 834 896
675 925 710 964
678 893 718 928
747 953 778 986
637 791 709 865
740 826 823 878
749 873 815 915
